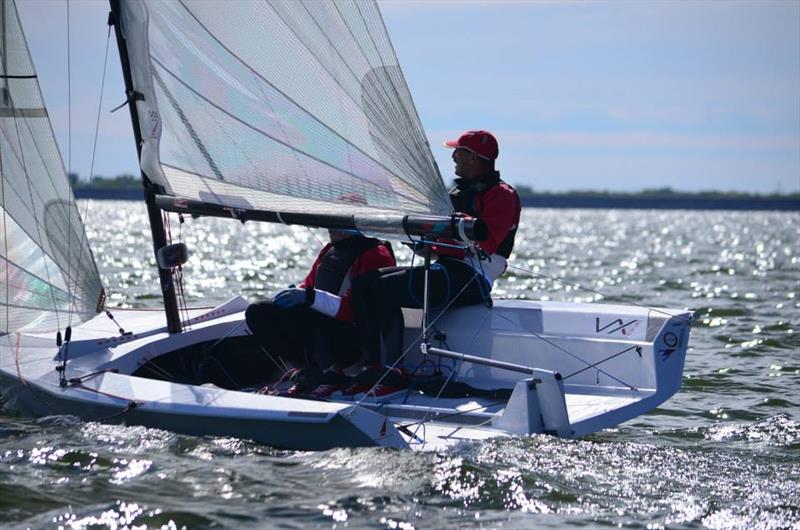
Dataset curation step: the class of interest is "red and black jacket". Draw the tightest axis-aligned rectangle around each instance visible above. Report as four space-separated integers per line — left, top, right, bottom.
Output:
300 237 395 321
434 171 521 259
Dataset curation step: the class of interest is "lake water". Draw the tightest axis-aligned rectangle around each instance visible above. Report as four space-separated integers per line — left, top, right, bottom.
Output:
1 202 798 529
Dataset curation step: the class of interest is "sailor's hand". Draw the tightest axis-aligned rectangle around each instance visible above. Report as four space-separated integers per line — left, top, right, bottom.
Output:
273 288 309 308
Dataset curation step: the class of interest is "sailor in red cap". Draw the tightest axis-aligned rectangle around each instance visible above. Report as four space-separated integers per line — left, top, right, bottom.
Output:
437 130 520 284
443 129 500 160
349 130 521 391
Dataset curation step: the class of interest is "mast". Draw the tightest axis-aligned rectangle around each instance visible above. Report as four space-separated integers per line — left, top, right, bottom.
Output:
108 0 181 333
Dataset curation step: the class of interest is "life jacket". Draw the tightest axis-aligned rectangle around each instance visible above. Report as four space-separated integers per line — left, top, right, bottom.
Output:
448 171 518 258
314 237 392 296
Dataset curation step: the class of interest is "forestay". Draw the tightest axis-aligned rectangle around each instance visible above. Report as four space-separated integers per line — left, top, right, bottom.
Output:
0 0 103 334
119 0 452 225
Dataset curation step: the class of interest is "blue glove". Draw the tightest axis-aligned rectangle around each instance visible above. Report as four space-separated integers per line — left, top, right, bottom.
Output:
273 287 310 308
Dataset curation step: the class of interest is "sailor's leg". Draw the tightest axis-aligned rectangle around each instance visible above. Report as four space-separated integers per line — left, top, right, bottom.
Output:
435 258 491 308
314 316 361 370
245 301 316 367
352 267 407 365
352 265 449 364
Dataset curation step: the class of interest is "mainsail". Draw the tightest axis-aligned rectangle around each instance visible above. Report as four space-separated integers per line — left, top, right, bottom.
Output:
0 0 103 334
118 0 454 233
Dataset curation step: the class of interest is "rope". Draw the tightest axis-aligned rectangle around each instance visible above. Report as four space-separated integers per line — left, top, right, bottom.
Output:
175 217 191 327
66 369 143 415
202 320 246 357
259 345 290 374
66 368 118 385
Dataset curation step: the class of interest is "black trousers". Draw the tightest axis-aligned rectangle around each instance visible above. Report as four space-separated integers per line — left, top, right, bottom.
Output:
245 300 360 369
351 258 490 365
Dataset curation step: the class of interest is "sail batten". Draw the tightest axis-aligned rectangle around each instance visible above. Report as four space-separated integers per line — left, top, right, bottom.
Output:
120 0 452 227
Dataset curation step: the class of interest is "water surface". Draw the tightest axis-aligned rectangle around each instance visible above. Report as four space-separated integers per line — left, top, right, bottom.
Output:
2 203 798 529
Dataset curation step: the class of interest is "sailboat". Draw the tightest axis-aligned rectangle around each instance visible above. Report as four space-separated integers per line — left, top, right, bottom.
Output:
0 0 692 450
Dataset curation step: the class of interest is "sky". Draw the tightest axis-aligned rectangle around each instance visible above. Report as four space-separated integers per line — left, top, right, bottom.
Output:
16 0 800 194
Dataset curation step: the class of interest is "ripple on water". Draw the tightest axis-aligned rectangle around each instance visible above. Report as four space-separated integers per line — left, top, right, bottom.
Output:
427 434 800 528
43 502 215 530
1 205 792 529
702 414 800 448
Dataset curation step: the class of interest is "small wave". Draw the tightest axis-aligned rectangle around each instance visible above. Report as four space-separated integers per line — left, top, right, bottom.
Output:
41 502 215 530
425 432 800 528
35 415 82 429
703 414 800 447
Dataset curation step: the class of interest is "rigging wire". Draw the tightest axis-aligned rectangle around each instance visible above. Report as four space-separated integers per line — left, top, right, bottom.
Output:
65 0 73 327
67 22 112 328
409 352 459 442
175 214 192 328
1 0 8 334
305 225 326 248
163 211 191 328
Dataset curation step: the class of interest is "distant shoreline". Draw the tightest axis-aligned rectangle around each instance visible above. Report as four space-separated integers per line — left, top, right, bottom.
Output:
518 195 800 211
75 189 145 201
74 188 800 211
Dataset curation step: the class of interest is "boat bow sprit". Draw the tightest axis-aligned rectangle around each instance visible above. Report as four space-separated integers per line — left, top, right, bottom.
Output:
0 0 693 450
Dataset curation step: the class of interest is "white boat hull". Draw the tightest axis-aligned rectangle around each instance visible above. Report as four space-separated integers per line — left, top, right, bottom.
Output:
0 296 691 450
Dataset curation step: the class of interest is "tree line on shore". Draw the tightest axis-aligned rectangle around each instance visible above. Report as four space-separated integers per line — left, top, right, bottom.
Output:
69 173 800 200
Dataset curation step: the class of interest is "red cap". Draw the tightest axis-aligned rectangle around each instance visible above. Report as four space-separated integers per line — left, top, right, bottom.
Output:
443 130 499 160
